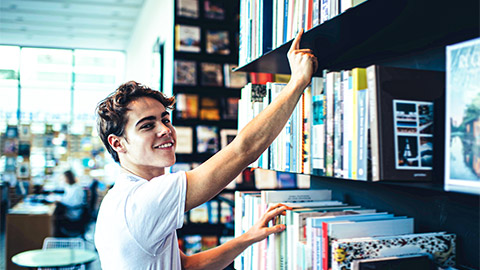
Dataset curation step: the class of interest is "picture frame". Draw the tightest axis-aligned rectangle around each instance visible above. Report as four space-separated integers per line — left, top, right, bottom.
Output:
204 0 226 20
175 25 201 53
206 30 230 55
176 0 199 18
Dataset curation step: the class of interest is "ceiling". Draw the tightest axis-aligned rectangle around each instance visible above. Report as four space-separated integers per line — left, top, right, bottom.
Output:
0 0 146 51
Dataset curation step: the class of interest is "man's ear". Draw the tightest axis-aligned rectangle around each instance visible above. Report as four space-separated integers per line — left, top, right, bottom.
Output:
108 134 126 153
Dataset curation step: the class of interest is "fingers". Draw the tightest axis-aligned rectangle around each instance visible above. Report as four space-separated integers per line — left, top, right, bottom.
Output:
262 204 290 224
289 28 304 53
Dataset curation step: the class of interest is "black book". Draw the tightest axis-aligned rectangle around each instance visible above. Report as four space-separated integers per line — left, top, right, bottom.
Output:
367 65 445 181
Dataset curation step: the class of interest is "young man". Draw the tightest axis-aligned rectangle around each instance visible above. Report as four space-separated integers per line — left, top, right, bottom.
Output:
94 29 317 269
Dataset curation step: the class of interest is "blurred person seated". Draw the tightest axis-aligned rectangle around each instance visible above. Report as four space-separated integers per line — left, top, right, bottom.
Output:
53 170 89 237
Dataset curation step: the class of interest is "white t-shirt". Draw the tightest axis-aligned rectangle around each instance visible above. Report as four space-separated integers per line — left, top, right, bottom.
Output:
94 171 187 269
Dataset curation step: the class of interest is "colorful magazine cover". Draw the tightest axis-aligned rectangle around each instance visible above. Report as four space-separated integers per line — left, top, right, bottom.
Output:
174 60 197 86
445 37 480 195
206 30 230 55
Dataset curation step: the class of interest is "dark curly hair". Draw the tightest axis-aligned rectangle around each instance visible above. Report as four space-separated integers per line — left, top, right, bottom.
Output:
96 81 175 163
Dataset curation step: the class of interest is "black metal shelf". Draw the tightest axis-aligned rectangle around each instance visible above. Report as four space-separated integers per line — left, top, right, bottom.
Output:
236 0 479 75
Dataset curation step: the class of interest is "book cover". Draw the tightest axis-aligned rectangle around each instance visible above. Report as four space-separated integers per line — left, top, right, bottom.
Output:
332 232 456 270
221 97 239 120
200 62 223 87
199 97 220 121
175 126 193 154
204 0 226 20
367 65 445 181
220 129 237 149
175 93 199 119
176 0 199 18
174 60 197 86
175 25 201 53
196 125 218 153
206 30 230 55
445 37 480 195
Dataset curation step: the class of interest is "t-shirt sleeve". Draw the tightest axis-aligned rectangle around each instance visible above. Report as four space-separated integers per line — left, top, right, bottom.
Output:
124 171 186 255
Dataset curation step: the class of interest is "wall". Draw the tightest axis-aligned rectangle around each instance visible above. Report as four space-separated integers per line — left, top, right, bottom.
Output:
125 0 175 96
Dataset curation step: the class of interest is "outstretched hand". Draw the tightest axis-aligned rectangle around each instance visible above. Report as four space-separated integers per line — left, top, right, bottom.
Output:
287 29 318 88
243 203 291 244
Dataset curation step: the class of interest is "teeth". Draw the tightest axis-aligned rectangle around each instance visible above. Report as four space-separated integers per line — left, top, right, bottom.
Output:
156 143 173 149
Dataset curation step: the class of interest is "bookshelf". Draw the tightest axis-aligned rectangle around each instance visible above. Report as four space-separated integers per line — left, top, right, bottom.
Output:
171 0 243 252
235 0 480 268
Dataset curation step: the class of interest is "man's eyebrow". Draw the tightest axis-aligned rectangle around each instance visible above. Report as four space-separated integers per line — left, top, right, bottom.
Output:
135 116 156 127
161 111 170 118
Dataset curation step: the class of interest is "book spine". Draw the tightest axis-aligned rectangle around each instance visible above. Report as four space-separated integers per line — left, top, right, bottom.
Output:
325 72 336 177
356 88 368 180
367 66 380 181
333 72 343 178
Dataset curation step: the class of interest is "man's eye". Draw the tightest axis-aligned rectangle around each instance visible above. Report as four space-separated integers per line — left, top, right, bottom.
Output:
162 119 171 124
141 123 154 129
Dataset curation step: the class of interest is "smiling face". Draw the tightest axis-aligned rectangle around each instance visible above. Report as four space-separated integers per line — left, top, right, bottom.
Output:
109 96 176 179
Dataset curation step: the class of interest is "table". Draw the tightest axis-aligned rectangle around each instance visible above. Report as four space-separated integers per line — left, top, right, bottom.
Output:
6 201 56 270
11 248 97 269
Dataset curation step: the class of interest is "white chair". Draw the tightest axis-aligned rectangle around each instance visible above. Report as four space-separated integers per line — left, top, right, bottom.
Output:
39 237 86 270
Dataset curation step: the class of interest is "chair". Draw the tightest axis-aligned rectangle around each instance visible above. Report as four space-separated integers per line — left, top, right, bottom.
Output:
39 237 86 270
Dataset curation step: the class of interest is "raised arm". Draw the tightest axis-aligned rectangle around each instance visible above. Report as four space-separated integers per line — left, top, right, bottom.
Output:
185 29 318 211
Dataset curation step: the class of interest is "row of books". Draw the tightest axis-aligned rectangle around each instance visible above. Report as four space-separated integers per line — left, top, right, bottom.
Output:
238 82 313 175
175 93 239 121
186 196 234 224
234 189 456 270
174 60 248 88
237 65 445 182
238 0 367 66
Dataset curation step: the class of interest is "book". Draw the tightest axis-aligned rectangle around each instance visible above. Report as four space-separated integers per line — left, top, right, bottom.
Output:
221 97 239 120
206 30 230 55
174 60 197 86
175 126 193 154
367 65 445 181
351 254 435 270
311 77 326 176
220 129 237 149
332 232 456 270
223 64 248 88
199 97 220 121
200 62 223 87
196 125 218 153
176 0 199 18
323 217 414 270
444 37 480 195
204 0 226 20
175 93 199 119
175 25 201 53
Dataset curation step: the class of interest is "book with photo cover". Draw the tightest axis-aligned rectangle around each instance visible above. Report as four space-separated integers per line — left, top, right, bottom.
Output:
221 97 239 120
204 0 226 20
224 64 248 88
445 37 480 195
199 97 220 121
175 25 201 53
175 93 199 119
174 60 197 86
332 232 456 270
176 0 199 18
196 125 219 153
367 65 445 181
201 63 223 87
220 129 237 149
206 30 230 55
